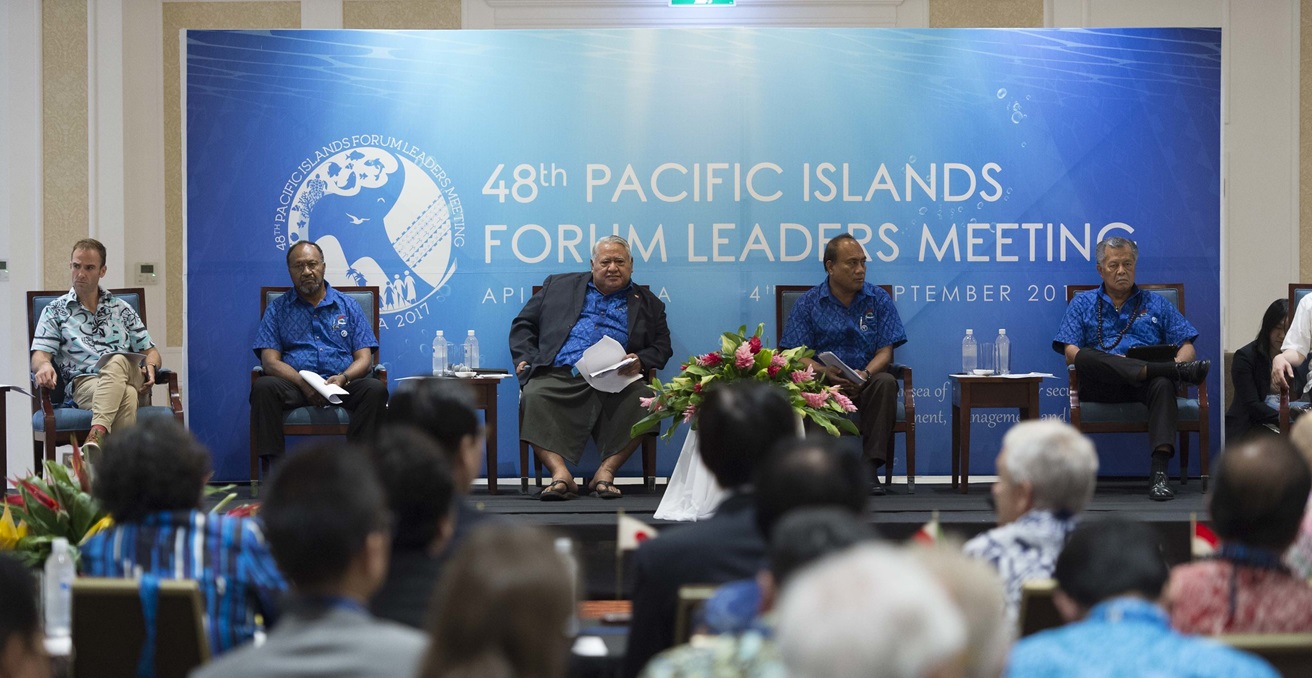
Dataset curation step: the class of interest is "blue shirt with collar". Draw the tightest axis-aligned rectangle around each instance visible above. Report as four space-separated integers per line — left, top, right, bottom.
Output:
252 283 377 377
553 281 632 367
780 279 906 369
1006 596 1276 678
1053 284 1198 357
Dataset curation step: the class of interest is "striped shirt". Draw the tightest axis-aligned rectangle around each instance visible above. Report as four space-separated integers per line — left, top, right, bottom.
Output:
80 510 286 654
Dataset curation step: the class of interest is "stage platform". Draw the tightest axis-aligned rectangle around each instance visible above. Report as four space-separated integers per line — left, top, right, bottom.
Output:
209 476 1207 599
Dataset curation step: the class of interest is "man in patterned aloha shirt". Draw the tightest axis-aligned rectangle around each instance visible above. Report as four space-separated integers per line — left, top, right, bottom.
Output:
964 420 1098 620
30 238 163 457
1053 236 1210 501
780 233 906 496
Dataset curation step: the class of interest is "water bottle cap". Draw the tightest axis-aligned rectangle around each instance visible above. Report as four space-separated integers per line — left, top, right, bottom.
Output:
436 330 444 336
468 329 476 335
999 329 1006 335
554 537 573 554
966 329 973 335
52 537 69 550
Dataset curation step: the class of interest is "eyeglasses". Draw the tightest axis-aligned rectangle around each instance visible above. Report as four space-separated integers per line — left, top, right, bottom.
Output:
288 260 324 271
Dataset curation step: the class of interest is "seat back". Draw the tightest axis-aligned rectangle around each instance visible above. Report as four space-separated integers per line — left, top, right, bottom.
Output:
71 577 210 678
1217 633 1312 678
1289 283 1311 329
1065 283 1184 313
1016 578 1064 638
775 283 895 345
259 286 381 355
673 584 718 645
27 288 148 405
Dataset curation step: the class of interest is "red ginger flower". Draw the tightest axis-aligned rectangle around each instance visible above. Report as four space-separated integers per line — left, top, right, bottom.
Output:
698 352 722 367
747 336 762 354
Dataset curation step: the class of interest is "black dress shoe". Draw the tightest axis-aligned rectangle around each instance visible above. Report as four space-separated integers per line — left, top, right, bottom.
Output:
1174 360 1211 385
870 472 887 496
1149 471 1175 501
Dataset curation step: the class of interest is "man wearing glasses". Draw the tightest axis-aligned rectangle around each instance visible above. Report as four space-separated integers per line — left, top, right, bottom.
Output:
250 240 388 462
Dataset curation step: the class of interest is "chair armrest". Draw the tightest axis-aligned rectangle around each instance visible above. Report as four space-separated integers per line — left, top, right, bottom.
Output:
1279 386 1291 433
156 368 184 417
887 362 908 379
897 365 915 422
1066 366 1082 428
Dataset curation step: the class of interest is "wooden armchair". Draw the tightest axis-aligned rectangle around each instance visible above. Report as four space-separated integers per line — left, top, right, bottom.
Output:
1065 284 1210 490
776 284 917 492
249 286 385 488
26 289 184 472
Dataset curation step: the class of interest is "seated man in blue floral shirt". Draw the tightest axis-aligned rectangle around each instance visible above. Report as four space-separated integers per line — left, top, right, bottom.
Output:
1006 519 1275 678
1053 236 1209 501
30 238 164 457
781 233 906 495
964 420 1098 620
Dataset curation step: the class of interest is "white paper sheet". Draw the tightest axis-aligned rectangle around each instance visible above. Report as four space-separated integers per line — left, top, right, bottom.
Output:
576 336 641 393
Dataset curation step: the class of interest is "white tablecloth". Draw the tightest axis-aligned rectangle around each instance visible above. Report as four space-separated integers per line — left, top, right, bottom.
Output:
652 429 727 522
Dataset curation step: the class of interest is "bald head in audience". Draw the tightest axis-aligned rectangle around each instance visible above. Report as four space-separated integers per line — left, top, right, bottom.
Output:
1210 436 1311 552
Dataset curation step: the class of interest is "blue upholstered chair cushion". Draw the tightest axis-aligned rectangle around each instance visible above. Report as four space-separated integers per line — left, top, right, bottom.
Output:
280 406 354 426
1077 397 1201 424
32 405 178 433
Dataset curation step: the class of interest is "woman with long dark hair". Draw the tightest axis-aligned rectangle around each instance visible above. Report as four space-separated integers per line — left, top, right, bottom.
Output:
1227 298 1308 445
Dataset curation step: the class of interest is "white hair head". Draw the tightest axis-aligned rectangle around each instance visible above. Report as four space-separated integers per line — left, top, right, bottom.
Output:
776 544 967 678
1095 236 1138 266
1001 419 1099 514
591 235 631 260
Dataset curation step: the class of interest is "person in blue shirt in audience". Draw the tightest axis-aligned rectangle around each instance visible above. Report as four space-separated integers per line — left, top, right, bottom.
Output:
780 233 906 496
1006 518 1276 678
1053 236 1210 502
80 418 285 655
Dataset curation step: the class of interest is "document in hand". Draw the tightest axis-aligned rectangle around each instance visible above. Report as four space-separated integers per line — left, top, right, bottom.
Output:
94 352 147 370
298 370 348 404
817 351 866 385
577 336 642 393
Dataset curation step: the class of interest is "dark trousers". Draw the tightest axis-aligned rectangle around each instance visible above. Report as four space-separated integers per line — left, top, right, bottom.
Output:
250 375 388 458
856 371 899 466
1074 348 1176 455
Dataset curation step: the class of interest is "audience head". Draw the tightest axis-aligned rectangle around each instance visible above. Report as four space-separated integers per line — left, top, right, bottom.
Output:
992 420 1098 525
94 418 210 523
910 542 1012 678
1053 519 1167 620
755 435 869 538
0 553 49 678
387 379 484 492
1210 436 1311 551
419 525 573 678
368 426 456 554
1290 415 1312 467
762 508 874 611
776 544 966 678
261 442 391 597
696 381 797 488
1255 298 1290 357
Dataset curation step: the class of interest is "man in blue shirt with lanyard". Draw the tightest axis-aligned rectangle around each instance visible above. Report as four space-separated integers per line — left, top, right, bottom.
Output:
251 241 388 462
1053 236 1209 501
780 233 906 496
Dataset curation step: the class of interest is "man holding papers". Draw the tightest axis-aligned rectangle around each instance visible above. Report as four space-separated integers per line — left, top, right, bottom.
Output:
30 238 164 456
250 240 387 462
510 236 672 500
780 234 906 495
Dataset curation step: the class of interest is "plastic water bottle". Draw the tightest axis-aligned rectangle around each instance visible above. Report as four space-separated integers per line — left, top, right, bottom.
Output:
554 537 579 637
996 329 1011 375
962 330 978 374
44 537 74 639
464 330 480 370
432 331 448 376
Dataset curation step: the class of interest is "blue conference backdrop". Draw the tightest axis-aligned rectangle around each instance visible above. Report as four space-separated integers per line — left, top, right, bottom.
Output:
186 28 1221 483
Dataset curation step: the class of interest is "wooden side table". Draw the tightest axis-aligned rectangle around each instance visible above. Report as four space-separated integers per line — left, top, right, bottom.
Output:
950 375 1043 494
412 376 505 494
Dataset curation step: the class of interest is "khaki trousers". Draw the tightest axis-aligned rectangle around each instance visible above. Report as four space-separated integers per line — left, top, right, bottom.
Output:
72 354 147 432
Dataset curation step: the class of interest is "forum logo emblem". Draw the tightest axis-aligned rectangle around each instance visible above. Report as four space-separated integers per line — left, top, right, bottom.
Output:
280 141 462 313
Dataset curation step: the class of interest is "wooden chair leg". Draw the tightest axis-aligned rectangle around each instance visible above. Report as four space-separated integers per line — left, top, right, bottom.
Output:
519 439 530 494
643 434 657 493
905 428 916 494
1178 431 1190 486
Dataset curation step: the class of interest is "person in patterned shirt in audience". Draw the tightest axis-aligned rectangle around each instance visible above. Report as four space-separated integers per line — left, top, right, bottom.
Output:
963 420 1097 621
30 238 165 458
780 233 906 496
80 418 285 654
1166 435 1312 634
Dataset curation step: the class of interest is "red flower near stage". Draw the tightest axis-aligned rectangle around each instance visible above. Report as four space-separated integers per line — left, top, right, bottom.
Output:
630 324 860 440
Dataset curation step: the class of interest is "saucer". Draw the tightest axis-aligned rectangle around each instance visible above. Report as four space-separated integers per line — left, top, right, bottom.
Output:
454 371 477 378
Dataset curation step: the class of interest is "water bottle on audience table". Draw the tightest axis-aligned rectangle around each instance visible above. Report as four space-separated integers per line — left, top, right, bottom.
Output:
44 537 74 639
996 329 1011 375
464 330 480 370
555 537 580 637
962 329 978 374
432 330 448 376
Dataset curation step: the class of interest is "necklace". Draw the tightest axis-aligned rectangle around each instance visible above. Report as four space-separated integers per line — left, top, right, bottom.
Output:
1095 293 1143 351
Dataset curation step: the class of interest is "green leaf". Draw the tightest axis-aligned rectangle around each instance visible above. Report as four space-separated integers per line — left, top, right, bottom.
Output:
805 409 840 436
